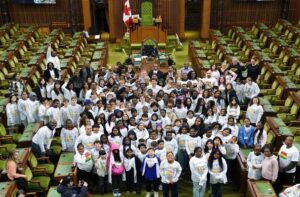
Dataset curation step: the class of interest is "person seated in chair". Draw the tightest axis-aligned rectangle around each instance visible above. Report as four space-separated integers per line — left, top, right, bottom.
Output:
148 64 164 80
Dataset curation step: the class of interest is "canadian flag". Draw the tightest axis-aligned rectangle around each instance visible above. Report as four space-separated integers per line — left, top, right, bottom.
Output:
123 0 132 28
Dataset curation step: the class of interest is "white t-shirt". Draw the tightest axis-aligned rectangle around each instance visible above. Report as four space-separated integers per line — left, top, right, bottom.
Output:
278 144 300 173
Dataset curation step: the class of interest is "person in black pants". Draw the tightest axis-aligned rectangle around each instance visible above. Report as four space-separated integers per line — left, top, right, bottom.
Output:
124 148 142 194
275 136 299 193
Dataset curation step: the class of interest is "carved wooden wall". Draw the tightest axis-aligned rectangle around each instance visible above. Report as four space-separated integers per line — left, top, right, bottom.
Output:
6 0 83 30
211 0 299 32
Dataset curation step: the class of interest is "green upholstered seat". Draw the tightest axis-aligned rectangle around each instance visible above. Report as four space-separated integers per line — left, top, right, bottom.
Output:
25 166 50 192
28 153 55 175
273 95 294 113
0 144 17 156
51 145 62 155
277 103 300 123
0 159 6 171
47 187 61 197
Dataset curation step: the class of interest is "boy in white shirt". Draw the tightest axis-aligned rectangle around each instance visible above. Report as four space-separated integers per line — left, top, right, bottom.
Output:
189 147 208 197
186 128 202 159
155 140 167 162
247 144 264 180
46 99 62 128
276 136 300 193
163 131 178 156
159 152 182 197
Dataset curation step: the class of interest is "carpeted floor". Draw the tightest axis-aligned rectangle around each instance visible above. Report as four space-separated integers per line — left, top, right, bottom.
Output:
92 180 241 197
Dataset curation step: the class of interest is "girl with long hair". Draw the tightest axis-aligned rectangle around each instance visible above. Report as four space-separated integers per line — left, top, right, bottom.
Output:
208 149 228 197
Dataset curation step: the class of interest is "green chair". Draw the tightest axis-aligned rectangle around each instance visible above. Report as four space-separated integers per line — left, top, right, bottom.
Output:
51 145 62 155
0 123 21 142
260 80 279 96
51 135 62 155
263 84 284 105
28 153 55 175
25 166 51 194
273 94 294 113
277 102 300 124
0 72 9 88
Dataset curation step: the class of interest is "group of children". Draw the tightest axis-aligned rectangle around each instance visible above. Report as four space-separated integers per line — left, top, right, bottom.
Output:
6 55 300 197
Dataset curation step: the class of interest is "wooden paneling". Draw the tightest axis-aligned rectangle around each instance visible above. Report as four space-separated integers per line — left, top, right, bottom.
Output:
108 0 185 41
211 0 284 31
130 26 166 43
288 0 300 23
7 0 83 30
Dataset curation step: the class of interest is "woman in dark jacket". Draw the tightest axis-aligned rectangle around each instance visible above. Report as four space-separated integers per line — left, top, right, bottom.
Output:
35 78 47 100
225 83 239 106
44 62 59 82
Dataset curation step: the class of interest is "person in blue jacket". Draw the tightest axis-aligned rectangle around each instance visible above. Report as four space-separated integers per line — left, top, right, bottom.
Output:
141 148 161 197
238 118 256 148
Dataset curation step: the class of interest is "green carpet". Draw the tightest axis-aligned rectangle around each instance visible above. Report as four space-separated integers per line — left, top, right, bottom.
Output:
173 42 189 69
92 180 240 197
107 43 127 67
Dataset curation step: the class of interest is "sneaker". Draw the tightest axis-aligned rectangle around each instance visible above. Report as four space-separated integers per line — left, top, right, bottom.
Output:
117 192 122 196
159 184 163 191
113 189 118 197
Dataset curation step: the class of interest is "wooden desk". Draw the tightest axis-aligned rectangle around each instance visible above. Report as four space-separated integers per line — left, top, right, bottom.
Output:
266 116 292 151
0 181 16 197
276 76 299 98
264 63 285 77
259 98 277 117
18 122 42 147
237 148 251 194
47 187 60 197
54 152 74 182
130 26 166 44
246 180 276 197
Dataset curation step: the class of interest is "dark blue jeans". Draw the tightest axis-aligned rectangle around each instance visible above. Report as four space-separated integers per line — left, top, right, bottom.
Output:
162 182 178 197
31 142 55 164
211 183 223 197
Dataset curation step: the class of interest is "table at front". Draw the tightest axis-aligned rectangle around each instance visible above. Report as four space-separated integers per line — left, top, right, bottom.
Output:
18 122 42 147
47 186 60 197
54 152 75 182
237 148 251 194
246 180 276 197
0 182 17 197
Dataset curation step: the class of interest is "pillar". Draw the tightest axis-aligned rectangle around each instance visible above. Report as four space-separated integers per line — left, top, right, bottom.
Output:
200 0 211 39
107 0 116 42
82 0 92 31
178 0 185 40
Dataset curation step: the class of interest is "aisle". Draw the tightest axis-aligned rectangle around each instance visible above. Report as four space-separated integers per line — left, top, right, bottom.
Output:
92 180 241 197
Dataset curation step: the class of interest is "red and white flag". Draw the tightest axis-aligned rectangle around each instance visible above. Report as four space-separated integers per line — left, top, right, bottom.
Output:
123 0 132 28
